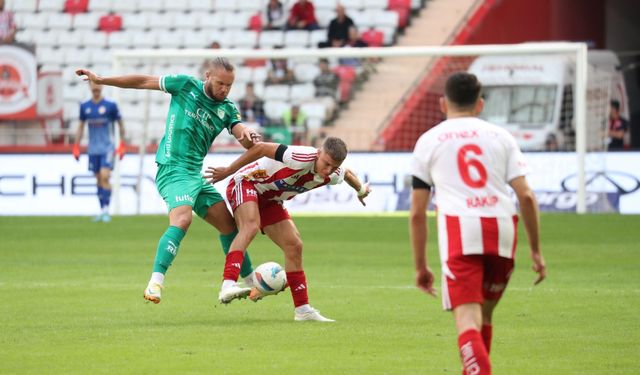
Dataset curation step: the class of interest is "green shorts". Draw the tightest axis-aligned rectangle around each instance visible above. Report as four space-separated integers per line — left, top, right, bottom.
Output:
155 163 224 219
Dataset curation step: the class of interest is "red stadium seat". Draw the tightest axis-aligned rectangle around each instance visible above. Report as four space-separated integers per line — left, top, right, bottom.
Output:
391 7 409 29
333 65 357 103
361 29 383 47
64 0 88 14
248 13 262 32
98 13 123 33
388 0 410 10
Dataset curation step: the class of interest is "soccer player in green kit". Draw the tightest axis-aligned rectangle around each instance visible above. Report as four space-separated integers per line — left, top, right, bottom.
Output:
76 58 259 304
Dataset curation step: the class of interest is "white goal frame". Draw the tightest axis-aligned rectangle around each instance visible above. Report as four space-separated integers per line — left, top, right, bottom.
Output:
111 42 589 214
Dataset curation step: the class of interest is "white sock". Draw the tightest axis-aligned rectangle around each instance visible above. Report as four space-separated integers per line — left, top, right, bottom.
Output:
102 206 109 215
150 272 164 285
295 304 312 314
243 273 255 287
222 279 236 290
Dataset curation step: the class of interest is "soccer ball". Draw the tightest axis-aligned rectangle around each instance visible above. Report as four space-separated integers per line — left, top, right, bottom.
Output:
253 262 287 295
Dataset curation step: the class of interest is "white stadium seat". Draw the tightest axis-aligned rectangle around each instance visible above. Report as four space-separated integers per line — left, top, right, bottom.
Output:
290 83 316 102
314 0 337 11
230 30 258 49
37 47 65 66
258 30 284 48
150 12 177 30
188 0 214 12
89 48 113 66
81 31 108 48
181 30 209 48
235 67 253 82
340 0 364 11
252 67 268 83
107 31 134 49
164 0 191 12
174 12 203 30
88 0 113 12
310 29 327 48
156 30 183 49
212 0 238 12
373 10 399 28
64 47 92 66
237 0 263 13
315 10 334 28
352 10 375 29
38 0 65 12
47 12 73 30
293 63 320 83
284 30 310 48
132 31 158 48
264 100 291 121
57 30 84 48
111 1 137 13
227 82 246 102
73 13 101 31
199 12 224 31
34 31 59 47
138 0 165 12
20 13 49 30
363 0 388 10
8 0 38 12
122 13 150 30
301 101 329 121
222 11 251 29
264 85 290 101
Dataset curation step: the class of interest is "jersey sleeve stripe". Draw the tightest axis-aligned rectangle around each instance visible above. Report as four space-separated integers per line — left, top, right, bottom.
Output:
159 76 166 92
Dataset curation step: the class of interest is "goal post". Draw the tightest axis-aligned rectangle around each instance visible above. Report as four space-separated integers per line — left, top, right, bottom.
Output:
110 42 590 214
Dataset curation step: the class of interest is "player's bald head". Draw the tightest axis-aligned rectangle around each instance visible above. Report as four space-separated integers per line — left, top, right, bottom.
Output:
444 72 482 112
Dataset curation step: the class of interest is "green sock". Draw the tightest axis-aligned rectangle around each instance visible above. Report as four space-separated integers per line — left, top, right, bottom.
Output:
219 229 254 278
152 226 186 273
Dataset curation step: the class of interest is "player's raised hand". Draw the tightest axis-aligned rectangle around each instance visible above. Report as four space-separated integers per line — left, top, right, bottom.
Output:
204 166 230 184
357 182 371 206
75 68 98 82
531 251 546 285
415 267 437 297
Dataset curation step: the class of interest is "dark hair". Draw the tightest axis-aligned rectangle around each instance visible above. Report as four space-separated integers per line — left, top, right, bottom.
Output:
610 99 620 111
445 72 482 110
322 137 348 162
209 57 235 72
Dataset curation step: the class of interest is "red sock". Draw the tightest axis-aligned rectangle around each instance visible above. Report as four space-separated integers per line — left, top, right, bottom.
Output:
286 271 308 307
481 324 493 354
222 250 244 281
458 329 491 375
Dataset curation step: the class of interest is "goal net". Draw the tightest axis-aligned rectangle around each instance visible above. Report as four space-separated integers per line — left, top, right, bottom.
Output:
110 43 602 213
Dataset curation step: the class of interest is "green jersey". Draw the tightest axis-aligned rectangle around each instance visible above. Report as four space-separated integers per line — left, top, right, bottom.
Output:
156 74 242 171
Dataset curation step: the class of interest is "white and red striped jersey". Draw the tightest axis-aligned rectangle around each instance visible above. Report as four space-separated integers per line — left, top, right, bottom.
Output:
231 145 345 202
411 117 528 260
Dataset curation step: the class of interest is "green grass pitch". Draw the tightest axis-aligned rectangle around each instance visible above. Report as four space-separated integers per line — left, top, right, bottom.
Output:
1 214 639 374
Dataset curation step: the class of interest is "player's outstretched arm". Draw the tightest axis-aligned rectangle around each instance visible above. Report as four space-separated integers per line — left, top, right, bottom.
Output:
76 68 160 90
205 142 281 184
231 123 262 150
509 176 546 285
409 185 437 297
343 169 371 206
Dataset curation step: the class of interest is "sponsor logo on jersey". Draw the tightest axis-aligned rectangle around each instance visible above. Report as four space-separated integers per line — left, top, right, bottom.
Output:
165 114 175 157
274 179 309 193
98 105 106 114
190 91 196 99
245 189 257 197
217 108 225 119
184 108 215 131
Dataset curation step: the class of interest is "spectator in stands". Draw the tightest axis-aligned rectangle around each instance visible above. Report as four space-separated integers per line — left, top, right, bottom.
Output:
264 0 286 30
338 26 369 68
0 0 17 45
199 41 222 78
239 82 266 127
266 58 295 85
313 58 339 99
282 104 308 145
544 133 559 152
320 4 355 48
608 99 629 150
287 0 319 31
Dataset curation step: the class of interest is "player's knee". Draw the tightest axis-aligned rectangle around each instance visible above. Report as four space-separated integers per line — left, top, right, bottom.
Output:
284 240 303 258
240 220 260 238
172 214 193 231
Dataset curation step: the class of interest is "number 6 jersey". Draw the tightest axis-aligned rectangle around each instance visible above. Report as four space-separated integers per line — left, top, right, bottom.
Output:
410 117 529 259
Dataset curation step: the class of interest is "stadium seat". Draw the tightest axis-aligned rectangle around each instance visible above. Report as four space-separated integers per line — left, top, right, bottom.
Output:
258 30 285 49
391 7 409 29
87 0 112 12
34 31 59 48
8 0 38 12
300 101 329 122
352 10 375 29
199 12 224 31
252 67 269 83
314 0 338 11
98 13 123 33
151 12 178 30
88 48 112 66
310 29 327 48
47 13 74 30
237 0 263 13
248 13 262 32
361 28 383 47
264 100 291 122
213 0 238 12
188 0 213 12
64 0 89 14
373 10 399 29
175 12 203 31
363 0 388 10
107 31 133 49
235 67 253 83
64 47 92 66
138 0 164 12
110 1 137 13
57 30 85 48
73 12 100 30
21 13 50 30
132 31 157 49
122 13 149 30
293 63 321 83
290 83 316 102
230 30 259 49
227 82 246 102
340 0 364 11
264 85 291 102
315 10 334 28
377 26 395 45
81 32 108 48
222 11 252 30
164 0 189 12
156 30 183 49
388 0 411 10
284 30 310 48
37 47 65 66
181 30 209 48
39 0 65 12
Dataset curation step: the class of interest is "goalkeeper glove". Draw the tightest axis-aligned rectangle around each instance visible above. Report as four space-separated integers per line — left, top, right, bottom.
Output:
72 144 80 161
116 141 126 160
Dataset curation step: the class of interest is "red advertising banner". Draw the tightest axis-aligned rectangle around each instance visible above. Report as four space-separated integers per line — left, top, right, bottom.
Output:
0 45 37 120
